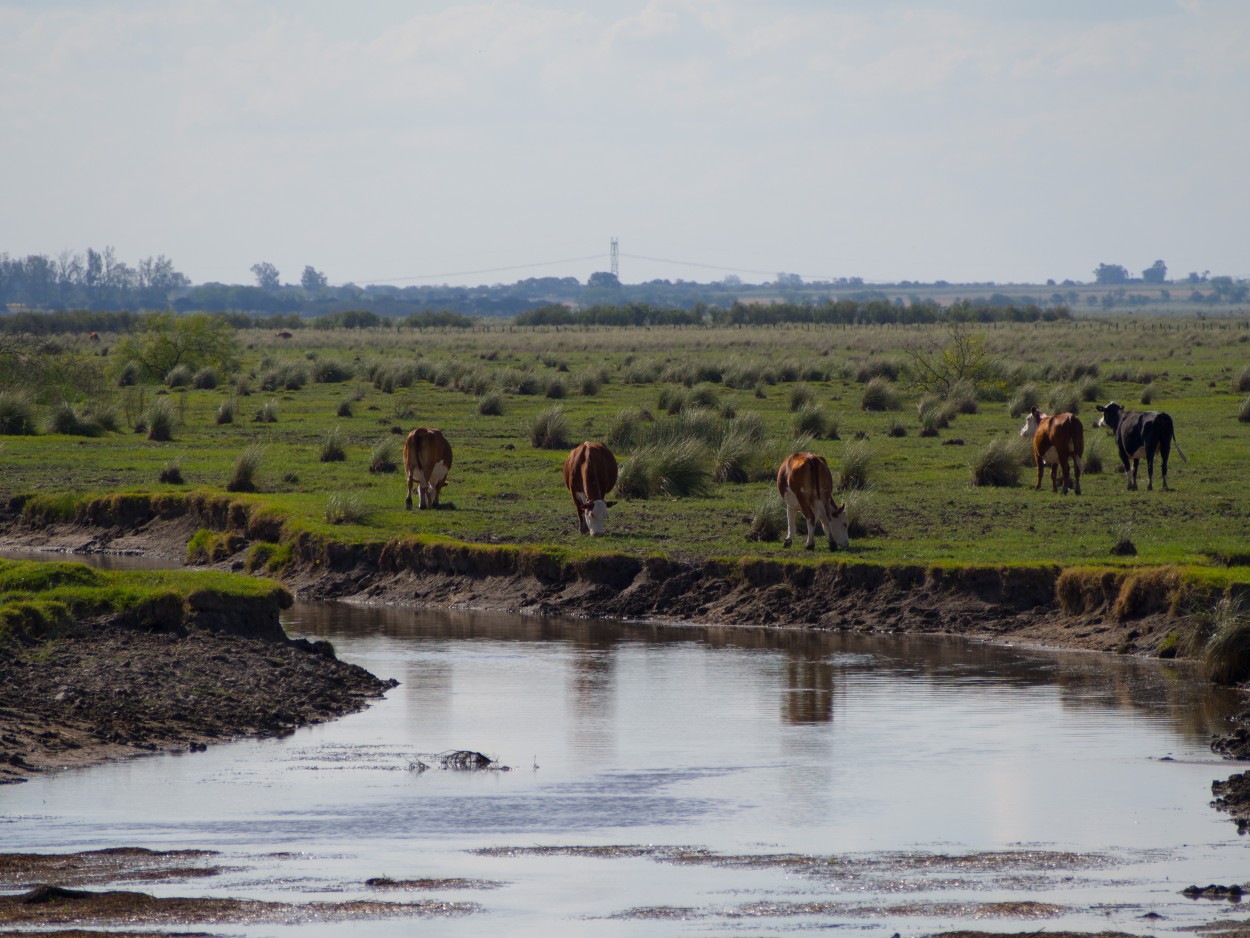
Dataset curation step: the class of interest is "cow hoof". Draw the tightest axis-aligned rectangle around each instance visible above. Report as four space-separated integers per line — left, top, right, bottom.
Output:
782 538 792 548
804 543 814 552
404 500 412 511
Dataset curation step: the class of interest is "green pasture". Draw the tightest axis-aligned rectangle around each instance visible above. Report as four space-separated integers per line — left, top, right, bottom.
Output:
3 318 1249 570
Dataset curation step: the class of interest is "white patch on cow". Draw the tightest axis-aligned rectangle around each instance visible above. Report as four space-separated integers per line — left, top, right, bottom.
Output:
1130 446 1147 459
429 460 449 486
1096 416 1107 428
1020 414 1038 438
584 499 609 536
781 487 802 547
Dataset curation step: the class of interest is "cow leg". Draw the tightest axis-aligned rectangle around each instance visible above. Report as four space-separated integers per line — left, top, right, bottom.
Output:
1130 458 1140 491
804 512 816 551
1035 459 1044 491
812 501 834 550
1050 463 1059 493
1159 438 1171 491
405 474 414 510
1145 453 1155 492
782 493 798 548
1072 454 1082 496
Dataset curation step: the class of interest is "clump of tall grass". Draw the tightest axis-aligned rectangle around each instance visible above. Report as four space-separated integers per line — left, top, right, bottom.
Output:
621 360 662 384
1140 384 1156 405
788 384 816 413
1110 522 1137 556
311 359 353 383
144 398 176 442
1235 364 1250 394
116 360 139 387
573 369 601 396
946 379 978 415
324 492 380 526
47 401 104 437
0 391 36 435
320 426 347 463
544 377 567 399
216 398 235 425
477 392 503 416
616 439 712 499
605 406 653 450
529 405 569 449
1008 382 1041 418
971 436 1026 487
455 367 493 397
855 357 901 383
747 488 786 542
861 376 901 412
886 419 907 438
369 439 398 474
688 383 720 410
1239 396 1250 423
192 367 220 390
158 459 184 485
657 386 690 415
1201 597 1250 685
164 364 194 389
226 446 263 493
336 396 353 418
793 404 838 440
260 362 308 391
838 440 873 491
1078 374 1102 403
499 367 540 395
842 487 883 539
254 399 279 423
1047 384 1080 416
711 425 757 483
1083 436 1105 474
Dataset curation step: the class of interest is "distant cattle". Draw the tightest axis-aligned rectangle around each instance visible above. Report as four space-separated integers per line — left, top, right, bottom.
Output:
88 331 100 342
776 452 849 551
1095 401 1186 491
275 330 293 339
563 441 618 536
403 427 453 509
1020 406 1084 495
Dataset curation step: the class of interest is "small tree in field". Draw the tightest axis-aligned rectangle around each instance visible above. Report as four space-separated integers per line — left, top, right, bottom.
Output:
903 320 1004 400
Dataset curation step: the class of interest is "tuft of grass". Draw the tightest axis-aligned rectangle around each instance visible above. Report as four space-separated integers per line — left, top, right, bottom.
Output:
158 459 184 485
226 445 263 493
144 398 175 442
711 426 755 483
747 488 786 542
324 492 379 526
1110 522 1137 556
216 398 235 425
861 376 901 411
1139 384 1156 405
320 426 347 463
1083 436 1105 474
616 438 712 499
336 396 353 418
369 439 398 474
971 436 1025 487
0 391 37 435
792 404 838 440
838 440 873 491
1008 382 1041 418
1048 384 1080 416
1202 596 1250 685
192 367 220 390
477 391 503 416
788 384 816 413
47 401 103 437
254 399 279 423
886 419 907 437
528 405 569 449
1235 364 1250 393
1239 395 1250 424
164 364 194 388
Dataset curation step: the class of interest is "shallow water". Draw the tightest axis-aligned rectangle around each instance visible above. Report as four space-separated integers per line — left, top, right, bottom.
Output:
2 572 1248 934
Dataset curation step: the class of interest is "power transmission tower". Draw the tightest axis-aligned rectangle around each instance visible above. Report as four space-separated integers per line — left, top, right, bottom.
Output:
610 237 619 279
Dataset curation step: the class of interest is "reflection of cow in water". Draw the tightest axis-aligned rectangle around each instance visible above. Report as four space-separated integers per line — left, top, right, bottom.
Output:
403 427 453 509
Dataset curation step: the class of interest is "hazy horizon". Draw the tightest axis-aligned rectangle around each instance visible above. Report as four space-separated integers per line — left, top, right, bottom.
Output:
3 1 1247 289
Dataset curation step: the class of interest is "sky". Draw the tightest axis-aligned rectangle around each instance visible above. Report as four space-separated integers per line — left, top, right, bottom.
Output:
2 0 1247 289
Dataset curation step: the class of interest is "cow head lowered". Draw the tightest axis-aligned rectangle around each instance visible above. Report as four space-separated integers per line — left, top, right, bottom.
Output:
776 452 849 551
563 441 619 536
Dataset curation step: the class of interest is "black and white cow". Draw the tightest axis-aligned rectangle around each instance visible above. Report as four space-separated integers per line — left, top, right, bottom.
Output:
1095 401 1187 491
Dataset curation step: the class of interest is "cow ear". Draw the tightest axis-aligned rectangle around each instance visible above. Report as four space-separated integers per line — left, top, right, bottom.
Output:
1095 404 1105 412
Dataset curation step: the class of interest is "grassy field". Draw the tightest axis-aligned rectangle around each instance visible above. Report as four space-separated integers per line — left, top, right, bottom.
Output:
3 317 1249 571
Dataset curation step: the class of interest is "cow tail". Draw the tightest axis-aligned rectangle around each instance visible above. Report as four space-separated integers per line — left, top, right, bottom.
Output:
1172 432 1188 463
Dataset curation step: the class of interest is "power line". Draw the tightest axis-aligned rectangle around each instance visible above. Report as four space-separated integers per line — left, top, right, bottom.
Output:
357 254 604 285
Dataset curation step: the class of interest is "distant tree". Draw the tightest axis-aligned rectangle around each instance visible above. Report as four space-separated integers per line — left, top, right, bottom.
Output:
776 272 803 287
1141 259 1167 283
112 311 239 380
251 262 280 291
1094 263 1129 284
587 271 620 289
301 265 328 291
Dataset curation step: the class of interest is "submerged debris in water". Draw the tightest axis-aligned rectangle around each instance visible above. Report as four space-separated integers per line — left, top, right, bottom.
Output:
1182 883 1245 901
409 751 509 772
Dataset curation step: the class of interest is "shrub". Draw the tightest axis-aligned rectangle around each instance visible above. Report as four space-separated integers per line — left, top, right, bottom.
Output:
145 398 176 442
1240 395 1250 424
477 392 503 416
158 459 184 484
164 364 194 388
528 405 569 449
971 436 1025 487
216 398 235 425
226 445 263 493
325 492 379 526
616 439 712 499
192 367 219 390
320 427 347 462
861 376 901 412
838 440 872 491
0 391 36 435
370 439 398 474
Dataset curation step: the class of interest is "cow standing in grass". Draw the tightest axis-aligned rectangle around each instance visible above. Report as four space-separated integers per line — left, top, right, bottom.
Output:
563 441 618 535
776 452 849 551
403 427 453 509
1096 401 1186 491
1020 406 1084 495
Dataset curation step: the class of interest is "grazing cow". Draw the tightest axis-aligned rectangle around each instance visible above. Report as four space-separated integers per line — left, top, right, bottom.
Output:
776 452 849 551
1095 401 1186 491
275 330 293 339
563 441 618 535
88 331 100 342
1019 406 1084 495
403 427 453 509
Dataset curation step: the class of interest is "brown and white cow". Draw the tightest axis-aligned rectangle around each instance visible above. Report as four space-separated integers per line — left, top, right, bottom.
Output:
776 452 849 551
1019 406 1084 495
563 441 618 535
403 427 453 510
